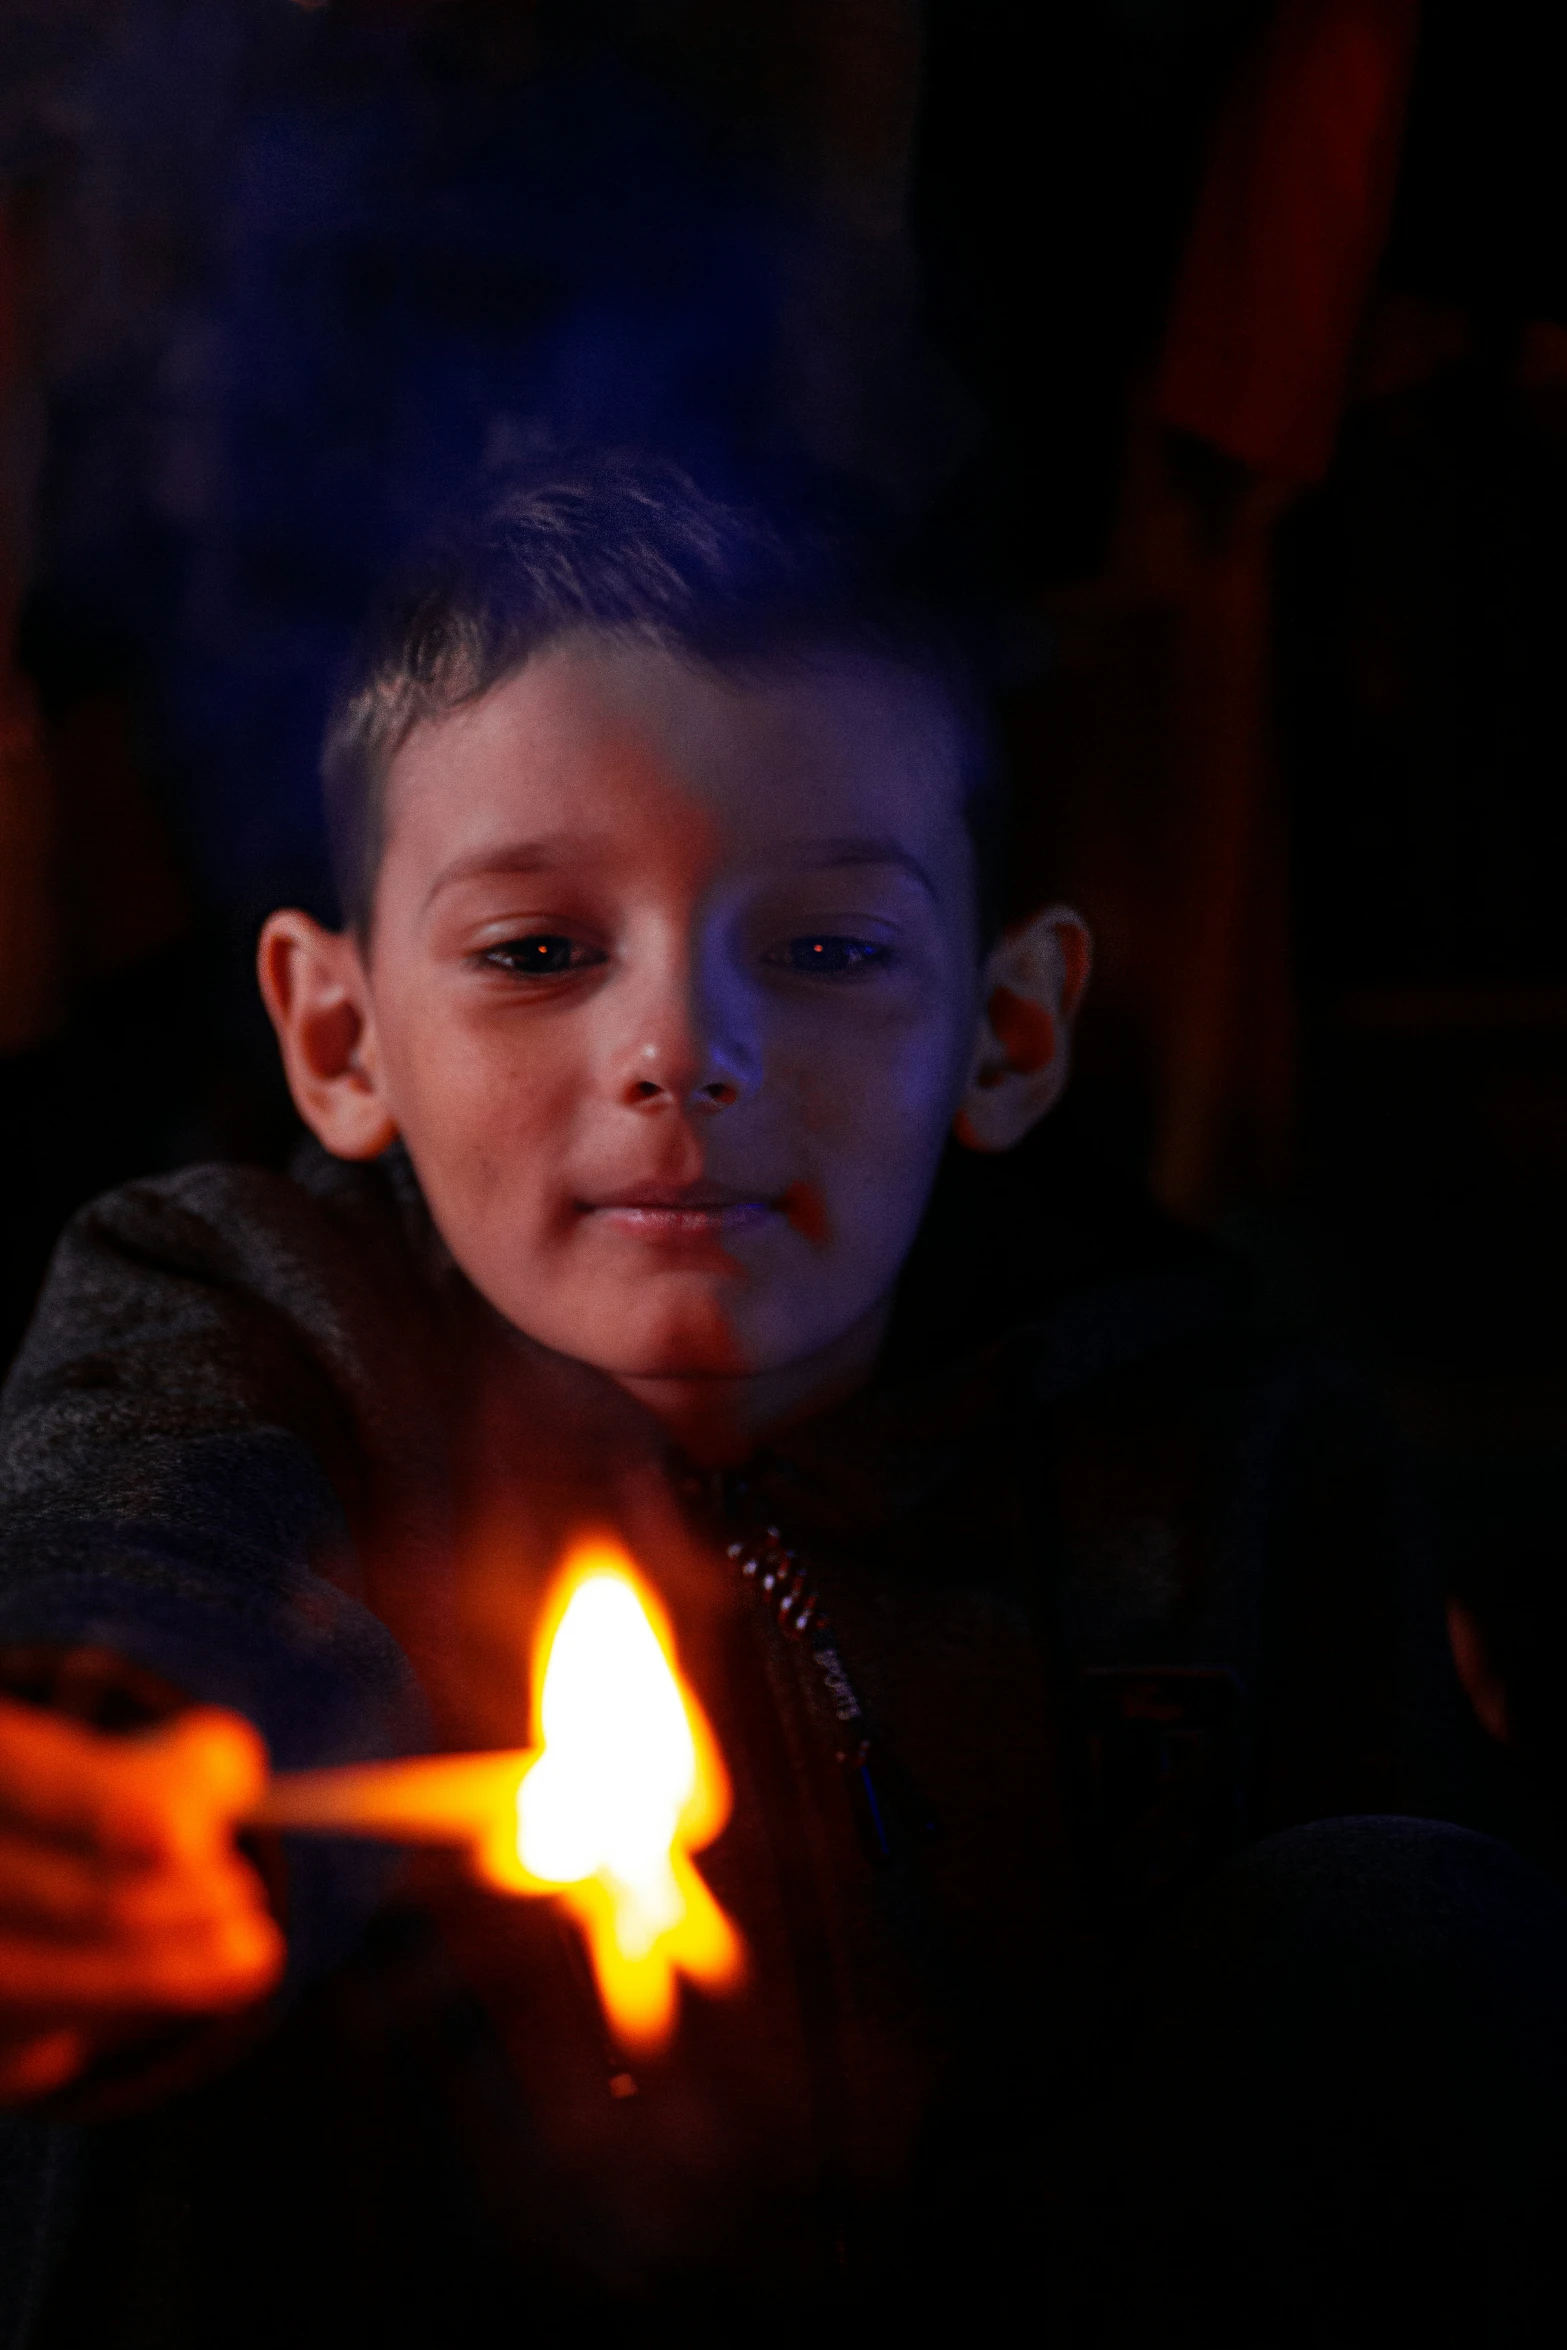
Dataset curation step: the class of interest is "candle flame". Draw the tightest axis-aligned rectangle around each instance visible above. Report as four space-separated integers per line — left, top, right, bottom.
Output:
476 1539 744 2048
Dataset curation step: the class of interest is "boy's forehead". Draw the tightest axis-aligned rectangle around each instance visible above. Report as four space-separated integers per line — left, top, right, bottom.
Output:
384 634 969 868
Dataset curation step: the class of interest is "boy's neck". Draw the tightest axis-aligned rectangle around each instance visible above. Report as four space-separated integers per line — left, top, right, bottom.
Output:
610 1296 893 1468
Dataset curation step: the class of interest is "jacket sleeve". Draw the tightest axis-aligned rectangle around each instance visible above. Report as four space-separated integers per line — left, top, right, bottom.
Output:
0 1161 436 1980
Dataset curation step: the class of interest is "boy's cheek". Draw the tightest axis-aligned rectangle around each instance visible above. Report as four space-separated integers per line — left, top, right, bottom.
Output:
777 1181 832 1249
771 1020 968 1148
389 1047 584 1220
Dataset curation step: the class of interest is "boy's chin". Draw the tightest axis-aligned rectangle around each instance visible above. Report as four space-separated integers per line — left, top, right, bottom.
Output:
514 1281 754 1383
493 1263 873 1392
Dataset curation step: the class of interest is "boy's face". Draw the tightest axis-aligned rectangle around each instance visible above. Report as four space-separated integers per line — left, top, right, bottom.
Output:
358 637 984 1407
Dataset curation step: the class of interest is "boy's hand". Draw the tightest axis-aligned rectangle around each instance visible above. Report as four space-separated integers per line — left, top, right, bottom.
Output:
0 1699 285 2102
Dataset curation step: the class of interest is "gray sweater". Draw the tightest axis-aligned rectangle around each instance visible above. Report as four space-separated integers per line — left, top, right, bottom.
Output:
0 1135 1414 2342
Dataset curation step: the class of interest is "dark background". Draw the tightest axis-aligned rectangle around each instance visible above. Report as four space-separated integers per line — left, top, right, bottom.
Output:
2 0 1565 1829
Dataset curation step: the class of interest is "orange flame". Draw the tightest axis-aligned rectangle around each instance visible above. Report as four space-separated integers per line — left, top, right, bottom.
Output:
479 1538 744 2046
264 1540 745 2051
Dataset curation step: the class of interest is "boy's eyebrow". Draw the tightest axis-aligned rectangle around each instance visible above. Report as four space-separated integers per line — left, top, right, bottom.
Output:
421 835 608 908
422 834 942 906
800 838 940 899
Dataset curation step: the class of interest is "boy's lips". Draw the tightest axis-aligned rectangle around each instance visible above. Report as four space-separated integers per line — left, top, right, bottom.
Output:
578 1183 777 1238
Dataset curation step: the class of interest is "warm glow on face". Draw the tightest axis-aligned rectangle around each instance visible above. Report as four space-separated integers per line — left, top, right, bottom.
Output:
477 1539 744 2048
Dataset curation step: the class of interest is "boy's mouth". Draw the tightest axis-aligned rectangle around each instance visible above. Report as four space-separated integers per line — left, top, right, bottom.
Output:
579 1183 777 1238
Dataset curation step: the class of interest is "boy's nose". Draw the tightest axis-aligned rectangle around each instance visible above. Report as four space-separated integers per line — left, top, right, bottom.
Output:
621 1054 744 1114
608 939 759 1114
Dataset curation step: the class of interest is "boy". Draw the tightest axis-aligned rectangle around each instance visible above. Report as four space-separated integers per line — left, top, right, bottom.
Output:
0 458 1405 2341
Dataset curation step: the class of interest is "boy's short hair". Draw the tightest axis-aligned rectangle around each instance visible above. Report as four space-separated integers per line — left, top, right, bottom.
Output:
320 452 1008 940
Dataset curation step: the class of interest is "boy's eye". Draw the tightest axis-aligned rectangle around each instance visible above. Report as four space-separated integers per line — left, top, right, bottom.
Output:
772 936 892 977
481 934 606 977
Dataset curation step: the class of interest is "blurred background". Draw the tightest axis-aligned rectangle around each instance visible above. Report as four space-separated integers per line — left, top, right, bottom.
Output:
2 1 1565 1825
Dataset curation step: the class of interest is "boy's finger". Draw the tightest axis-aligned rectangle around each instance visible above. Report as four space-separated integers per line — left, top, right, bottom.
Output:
95 1852 277 1939
0 1832 115 1929
0 1908 285 2013
0 1832 272 1938
0 1702 145 1848
117 1710 272 1860
0 1700 270 1863
0 2027 89 2104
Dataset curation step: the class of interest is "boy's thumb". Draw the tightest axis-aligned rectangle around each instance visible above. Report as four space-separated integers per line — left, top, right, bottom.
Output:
119 1707 272 1860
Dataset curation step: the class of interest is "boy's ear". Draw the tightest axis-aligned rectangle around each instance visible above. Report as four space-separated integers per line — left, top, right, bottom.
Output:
257 911 399 1160
954 904 1092 1154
